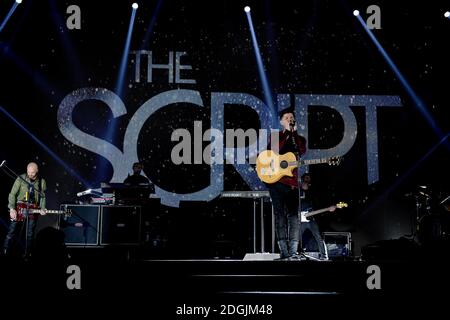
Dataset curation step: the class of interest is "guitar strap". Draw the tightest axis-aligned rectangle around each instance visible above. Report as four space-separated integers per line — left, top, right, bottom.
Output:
37 177 42 206
20 173 42 206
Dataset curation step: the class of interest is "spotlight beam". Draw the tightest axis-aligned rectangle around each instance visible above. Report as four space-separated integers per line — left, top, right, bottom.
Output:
49 0 84 85
140 0 163 50
0 44 61 100
115 5 138 98
360 133 450 216
0 1 20 33
245 8 276 123
102 5 138 182
355 14 446 142
0 105 91 188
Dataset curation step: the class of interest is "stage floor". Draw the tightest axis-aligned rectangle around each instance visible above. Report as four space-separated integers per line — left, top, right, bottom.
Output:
1 248 446 317
1 250 443 295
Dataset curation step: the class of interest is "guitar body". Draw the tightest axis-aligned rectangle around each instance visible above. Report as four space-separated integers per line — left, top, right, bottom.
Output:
15 202 40 221
256 150 297 184
300 211 311 223
256 151 342 184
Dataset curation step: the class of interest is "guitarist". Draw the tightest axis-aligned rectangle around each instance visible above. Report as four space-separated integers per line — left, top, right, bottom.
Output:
299 173 331 260
267 108 306 259
2 162 47 257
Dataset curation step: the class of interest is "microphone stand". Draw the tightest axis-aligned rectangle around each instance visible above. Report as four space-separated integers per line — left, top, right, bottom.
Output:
0 162 45 259
289 126 319 261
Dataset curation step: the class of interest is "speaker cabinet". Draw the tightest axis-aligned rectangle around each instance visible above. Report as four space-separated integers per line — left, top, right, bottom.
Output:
60 204 100 246
100 206 141 245
323 232 352 259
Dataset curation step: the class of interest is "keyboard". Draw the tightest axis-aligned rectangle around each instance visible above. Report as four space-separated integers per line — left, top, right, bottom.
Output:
220 191 270 198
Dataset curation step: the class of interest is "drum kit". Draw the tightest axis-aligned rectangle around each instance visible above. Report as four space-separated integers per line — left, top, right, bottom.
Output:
408 185 450 245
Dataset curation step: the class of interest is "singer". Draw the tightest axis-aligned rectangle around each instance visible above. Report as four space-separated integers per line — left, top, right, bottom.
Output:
2 162 47 258
265 108 306 260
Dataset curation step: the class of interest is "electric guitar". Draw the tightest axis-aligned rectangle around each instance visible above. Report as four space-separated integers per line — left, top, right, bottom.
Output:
256 150 342 184
12 202 72 222
300 202 348 222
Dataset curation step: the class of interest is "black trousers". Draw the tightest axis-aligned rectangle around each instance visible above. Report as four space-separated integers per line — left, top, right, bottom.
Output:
3 218 36 254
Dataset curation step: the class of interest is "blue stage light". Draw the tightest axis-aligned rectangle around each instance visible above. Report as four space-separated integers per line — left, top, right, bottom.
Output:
245 7 276 125
355 13 446 141
0 1 21 33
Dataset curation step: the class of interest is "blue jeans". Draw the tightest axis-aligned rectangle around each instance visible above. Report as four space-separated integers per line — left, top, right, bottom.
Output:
268 183 300 242
300 220 326 257
3 218 36 254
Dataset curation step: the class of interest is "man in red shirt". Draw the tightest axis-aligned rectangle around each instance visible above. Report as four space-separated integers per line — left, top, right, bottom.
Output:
267 108 306 259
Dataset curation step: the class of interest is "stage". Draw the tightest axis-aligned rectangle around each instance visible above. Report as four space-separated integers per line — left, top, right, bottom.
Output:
0 247 445 316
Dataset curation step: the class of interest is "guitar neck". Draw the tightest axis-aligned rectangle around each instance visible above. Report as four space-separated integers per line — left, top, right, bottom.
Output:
301 158 332 165
304 207 332 218
287 158 332 167
29 210 63 214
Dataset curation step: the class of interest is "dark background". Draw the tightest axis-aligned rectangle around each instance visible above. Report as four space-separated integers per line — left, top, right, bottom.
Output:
0 0 448 257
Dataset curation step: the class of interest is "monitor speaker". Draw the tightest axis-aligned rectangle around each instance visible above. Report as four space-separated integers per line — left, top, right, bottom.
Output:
60 204 100 246
100 206 141 245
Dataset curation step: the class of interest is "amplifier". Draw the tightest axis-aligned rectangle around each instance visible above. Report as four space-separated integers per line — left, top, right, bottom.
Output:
100 206 141 245
323 232 352 259
59 204 100 246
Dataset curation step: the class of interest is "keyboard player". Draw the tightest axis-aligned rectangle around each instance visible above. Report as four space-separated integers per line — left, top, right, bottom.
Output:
124 162 150 185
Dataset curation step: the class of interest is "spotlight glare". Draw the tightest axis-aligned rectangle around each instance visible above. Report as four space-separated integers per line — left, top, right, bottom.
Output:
244 6 251 13
16 0 22 4
132 3 138 10
445 11 450 18
353 10 360 16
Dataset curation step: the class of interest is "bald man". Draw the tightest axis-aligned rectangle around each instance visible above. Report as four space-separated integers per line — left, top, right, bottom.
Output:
3 162 47 257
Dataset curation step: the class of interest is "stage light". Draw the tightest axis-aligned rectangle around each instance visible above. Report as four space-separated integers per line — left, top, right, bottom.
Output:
139 0 162 50
445 11 450 18
132 3 138 10
115 6 138 98
354 10 446 141
0 0 21 33
0 105 92 188
244 6 251 13
353 10 360 16
245 5 276 125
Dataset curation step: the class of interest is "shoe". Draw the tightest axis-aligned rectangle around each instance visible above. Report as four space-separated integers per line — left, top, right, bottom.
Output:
274 256 290 261
287 254 301 260
288 240 299 257
277 240 289 259
319 253 329 261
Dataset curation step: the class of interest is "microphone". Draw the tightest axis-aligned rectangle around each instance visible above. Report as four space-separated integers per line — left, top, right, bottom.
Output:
289 120 296 132
77 189 92 197
290 122 298 149
0 160 5 167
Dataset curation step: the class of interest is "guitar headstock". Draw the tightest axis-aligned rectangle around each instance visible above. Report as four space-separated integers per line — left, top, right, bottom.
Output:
336 202 348 209
327 156 342 166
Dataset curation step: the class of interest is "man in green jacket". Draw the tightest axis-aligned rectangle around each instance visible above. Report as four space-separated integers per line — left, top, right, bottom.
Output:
3 162 47 257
